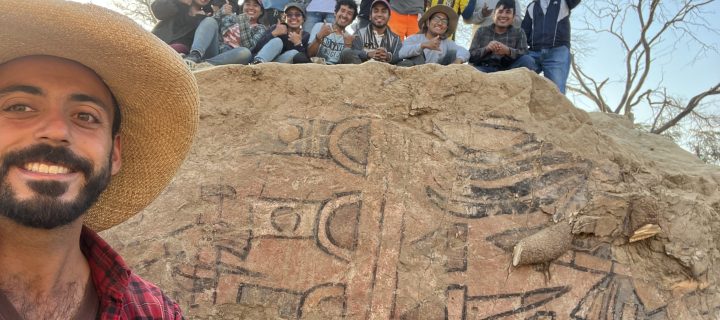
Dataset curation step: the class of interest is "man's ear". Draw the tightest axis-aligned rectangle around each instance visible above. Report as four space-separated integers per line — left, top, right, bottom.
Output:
110 134 122 176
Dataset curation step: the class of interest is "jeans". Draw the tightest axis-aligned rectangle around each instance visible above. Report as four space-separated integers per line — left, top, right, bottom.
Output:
254 38 299 63
528 45 571 94
474 55 538 73
340 48 362 64
191 17 252 65
303 11 335 32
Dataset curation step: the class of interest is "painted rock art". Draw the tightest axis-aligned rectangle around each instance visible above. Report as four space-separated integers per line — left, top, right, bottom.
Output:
102 64 720 319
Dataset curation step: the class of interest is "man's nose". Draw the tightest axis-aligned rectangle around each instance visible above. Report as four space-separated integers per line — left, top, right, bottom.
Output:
35 108 71 145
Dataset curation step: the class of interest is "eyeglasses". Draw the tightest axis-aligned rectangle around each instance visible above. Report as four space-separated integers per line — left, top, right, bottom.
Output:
431 16 449 25
286 13 303 18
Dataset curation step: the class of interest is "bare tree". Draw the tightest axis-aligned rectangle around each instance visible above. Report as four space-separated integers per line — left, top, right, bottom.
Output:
112 0 157 27
569 0 720 163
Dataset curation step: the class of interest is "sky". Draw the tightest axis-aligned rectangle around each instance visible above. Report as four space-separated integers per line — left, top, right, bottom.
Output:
75 0 719 125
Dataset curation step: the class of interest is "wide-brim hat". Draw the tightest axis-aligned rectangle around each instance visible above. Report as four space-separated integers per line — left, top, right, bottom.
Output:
284 2 307 17
0 0 199 231
419 5 458 37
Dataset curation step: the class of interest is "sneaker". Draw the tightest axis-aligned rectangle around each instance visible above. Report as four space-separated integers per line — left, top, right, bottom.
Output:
185 50 202 63
250 58 264 65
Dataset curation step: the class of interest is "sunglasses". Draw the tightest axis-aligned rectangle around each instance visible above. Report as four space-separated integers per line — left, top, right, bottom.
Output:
286 13 303 18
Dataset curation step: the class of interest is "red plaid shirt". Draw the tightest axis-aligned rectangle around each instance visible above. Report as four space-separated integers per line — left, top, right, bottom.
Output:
80 226 183 319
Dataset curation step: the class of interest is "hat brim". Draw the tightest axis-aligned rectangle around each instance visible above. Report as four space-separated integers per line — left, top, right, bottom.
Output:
284 3 306 17
419 5 459 37
0 0 199 231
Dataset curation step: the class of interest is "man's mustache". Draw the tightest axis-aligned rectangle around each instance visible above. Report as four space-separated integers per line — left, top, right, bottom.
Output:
0 144 93 178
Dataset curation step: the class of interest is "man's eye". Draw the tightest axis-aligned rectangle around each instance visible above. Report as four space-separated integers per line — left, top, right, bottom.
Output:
76 112 100 123
3 104 33 112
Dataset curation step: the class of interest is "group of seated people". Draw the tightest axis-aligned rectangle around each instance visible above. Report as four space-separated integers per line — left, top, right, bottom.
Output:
151 0 578 93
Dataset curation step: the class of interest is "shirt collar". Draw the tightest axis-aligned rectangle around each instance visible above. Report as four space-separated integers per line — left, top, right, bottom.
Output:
80 226 131 302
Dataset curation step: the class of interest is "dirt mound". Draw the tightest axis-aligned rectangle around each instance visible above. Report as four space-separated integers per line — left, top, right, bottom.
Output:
102 63 720 319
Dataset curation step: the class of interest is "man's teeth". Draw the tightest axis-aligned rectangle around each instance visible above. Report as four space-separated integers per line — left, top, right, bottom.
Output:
24 163 70 174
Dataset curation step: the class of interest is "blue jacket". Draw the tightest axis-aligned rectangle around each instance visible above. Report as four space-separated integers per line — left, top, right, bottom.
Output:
521 0 580 50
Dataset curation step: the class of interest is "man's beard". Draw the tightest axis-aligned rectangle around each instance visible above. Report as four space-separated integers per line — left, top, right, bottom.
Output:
0 144 112 229
371 18 387 30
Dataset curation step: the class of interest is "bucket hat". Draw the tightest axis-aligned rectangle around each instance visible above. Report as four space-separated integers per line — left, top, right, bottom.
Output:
0 0 199 231
419 5 458 38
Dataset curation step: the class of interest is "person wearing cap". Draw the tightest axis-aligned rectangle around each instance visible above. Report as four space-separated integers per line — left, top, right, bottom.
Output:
251 2 311 64
387 0 425 40
0 0 197 318
469 0 536 73
340 0 402 65
398 5 470 66
307 0 358 65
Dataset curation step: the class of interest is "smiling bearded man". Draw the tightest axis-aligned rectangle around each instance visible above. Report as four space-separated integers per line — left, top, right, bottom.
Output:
0 0 198 319
340 0 403 64
0 142 111 229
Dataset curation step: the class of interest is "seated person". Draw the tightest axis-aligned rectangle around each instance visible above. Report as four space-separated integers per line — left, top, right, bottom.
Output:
398 5 470 66
464 0 523 29
469 0 536 72
183 0 267 66
427 0 476 40
252 2 311 64
307 0 358 65
341 0 402 64
151 0 213 54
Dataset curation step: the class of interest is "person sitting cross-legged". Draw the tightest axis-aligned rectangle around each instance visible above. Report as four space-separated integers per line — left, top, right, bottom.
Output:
469 0 536 73
251 2 310 64
397 5 470 66
340 0 402 65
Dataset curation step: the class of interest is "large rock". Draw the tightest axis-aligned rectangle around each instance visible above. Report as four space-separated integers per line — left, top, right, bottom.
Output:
102 63 720 319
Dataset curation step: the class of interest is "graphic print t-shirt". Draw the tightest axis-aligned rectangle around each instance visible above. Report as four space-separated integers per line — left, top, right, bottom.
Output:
310 22 346 64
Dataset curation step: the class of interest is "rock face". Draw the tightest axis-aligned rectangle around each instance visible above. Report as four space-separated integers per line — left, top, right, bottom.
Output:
101 63 720 319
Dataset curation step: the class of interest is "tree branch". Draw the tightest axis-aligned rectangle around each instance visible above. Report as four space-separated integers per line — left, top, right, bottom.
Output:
652 83 720 134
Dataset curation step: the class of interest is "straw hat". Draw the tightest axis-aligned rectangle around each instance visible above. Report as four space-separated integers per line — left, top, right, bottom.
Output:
0 0 199 231
419 5 459 38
